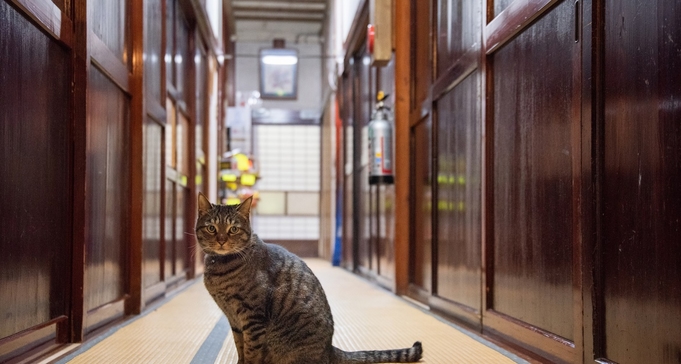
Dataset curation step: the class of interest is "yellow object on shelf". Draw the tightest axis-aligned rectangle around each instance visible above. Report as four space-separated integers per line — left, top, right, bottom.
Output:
226 197 241 205
235 153 250 171
240 173 257 186
221 173 237 182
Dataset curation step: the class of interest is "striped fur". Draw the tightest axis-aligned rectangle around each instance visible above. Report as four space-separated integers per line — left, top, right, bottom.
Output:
196 193 423 364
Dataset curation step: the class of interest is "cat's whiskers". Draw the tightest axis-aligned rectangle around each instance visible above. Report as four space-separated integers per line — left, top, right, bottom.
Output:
232 246 248 263
188 242 200 260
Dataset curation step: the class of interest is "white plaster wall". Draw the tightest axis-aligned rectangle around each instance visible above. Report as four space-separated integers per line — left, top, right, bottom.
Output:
235 42 322 112
337 0 363 47
320 0 364 98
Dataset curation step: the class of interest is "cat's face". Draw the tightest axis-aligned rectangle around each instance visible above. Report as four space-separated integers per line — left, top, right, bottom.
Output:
195 193 253 255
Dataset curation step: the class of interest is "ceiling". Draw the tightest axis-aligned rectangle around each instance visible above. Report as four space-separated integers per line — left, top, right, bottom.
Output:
229 0 328 44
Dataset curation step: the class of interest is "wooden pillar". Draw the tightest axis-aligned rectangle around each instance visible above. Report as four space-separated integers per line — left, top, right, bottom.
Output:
393 0 412 295
127 0 146 315
70 0 88 343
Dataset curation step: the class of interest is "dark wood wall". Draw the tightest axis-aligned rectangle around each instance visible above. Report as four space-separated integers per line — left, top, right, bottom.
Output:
600 1 681 362
341 0 681 362
0 0 227 361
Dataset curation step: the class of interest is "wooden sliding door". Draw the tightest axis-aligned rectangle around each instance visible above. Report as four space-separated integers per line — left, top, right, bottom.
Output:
0 0 73 358
83 0 132 333
485 0 582 361
142 0 166 303
430 0 483 330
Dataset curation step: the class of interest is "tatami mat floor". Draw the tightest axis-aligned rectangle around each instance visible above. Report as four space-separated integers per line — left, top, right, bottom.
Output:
53 259 526 364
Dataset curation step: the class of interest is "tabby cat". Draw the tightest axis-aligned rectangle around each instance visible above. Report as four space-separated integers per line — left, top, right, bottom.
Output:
195 193 423 364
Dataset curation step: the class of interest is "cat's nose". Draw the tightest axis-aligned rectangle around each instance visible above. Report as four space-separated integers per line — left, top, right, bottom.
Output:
218 241 226 247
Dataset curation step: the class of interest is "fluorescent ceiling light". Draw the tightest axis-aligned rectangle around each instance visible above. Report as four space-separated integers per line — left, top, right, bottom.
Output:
262 55 298 65
234 11 324 19
233 1 325 10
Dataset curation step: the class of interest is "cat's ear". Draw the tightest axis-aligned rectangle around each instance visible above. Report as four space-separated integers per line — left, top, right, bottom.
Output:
236 195 253 218
198 192 212 217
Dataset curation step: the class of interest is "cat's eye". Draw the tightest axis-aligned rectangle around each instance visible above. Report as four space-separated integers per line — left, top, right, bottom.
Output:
229 226 240 234
206 226 216 233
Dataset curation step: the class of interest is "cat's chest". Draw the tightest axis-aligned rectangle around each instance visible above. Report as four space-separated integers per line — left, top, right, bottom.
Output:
203 265 268 296
204 269 271 322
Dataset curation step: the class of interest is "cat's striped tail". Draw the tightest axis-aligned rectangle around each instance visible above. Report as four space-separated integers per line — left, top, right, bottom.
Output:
333 341 423 363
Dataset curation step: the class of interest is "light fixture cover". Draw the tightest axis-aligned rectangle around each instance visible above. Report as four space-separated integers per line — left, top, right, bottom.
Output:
259 49 298 99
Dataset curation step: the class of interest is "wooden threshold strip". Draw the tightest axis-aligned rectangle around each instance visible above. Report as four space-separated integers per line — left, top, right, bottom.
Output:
483 309 575 363
0 316 67 362
85 297 127 335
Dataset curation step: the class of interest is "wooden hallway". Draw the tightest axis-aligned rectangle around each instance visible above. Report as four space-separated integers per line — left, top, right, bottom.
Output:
1 0 680 363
